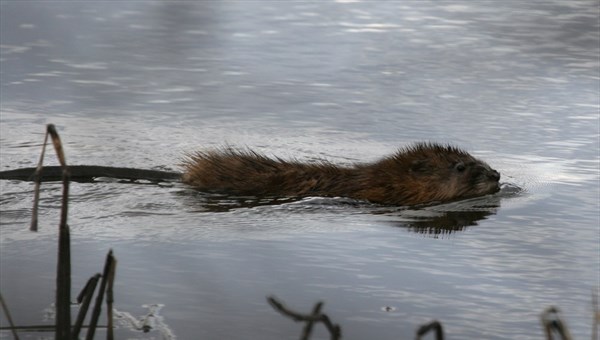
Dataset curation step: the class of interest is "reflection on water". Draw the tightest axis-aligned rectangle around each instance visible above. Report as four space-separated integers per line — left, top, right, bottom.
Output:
178 190 306 213
1 1 598 340
399 206 499 236
398 183 523 235
177 182 520 235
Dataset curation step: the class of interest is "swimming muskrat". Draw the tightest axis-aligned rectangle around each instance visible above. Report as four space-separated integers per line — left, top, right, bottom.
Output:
0 143 500 206
181 143 500 206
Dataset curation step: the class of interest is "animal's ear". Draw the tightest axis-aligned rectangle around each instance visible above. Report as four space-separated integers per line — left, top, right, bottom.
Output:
410 159 430 173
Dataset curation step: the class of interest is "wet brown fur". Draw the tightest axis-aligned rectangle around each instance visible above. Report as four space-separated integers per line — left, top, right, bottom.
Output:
181 143 500 206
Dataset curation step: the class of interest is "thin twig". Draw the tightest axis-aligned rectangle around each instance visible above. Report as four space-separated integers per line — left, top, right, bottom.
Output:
416 320 444 340
267 296 341 340
30 126 50 231
541 306 573 340
301 302 322 340
267 296 321 322
0 293 20 340
318 314 341 340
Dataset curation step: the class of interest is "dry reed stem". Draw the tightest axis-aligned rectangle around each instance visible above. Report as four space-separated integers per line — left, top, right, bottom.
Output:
6 124 119 340
106 256 118 340
30 127 49 232
30 124 74 340
86 250 115 340
73 274 101 339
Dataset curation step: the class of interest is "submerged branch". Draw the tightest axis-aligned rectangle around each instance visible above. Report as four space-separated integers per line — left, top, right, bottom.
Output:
0 165 182 183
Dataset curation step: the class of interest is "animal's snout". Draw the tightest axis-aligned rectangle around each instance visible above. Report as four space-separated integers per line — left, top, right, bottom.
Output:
487 169 500 182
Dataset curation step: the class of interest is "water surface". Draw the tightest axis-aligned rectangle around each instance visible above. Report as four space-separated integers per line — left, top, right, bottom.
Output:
1 2 598 339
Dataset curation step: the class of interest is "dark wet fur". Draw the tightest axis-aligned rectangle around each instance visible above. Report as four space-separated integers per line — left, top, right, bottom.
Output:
181 143 500 206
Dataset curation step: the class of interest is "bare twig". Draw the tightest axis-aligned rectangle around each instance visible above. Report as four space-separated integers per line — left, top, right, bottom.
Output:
301 302 323 340
267 296 341 340
416 320 444 340
541 306 573 340
30 126 50 231
0 293 20 340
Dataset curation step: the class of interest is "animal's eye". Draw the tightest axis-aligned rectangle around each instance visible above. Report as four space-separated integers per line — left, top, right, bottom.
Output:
455 162 466 172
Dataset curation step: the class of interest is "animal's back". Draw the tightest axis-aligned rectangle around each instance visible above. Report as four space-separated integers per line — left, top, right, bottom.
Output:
182 149 355 197
181 144 501 206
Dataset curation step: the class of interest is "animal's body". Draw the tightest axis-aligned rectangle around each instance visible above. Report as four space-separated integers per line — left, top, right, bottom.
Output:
181 143 500 206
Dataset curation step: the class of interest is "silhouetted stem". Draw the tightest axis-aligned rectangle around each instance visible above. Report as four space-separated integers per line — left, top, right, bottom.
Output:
86 250 115 340
267 296 341 340
73 274 101 339
416 320 444 340
301 302 322 340
44 124 72 340
106 257 117 340
541 306 573 340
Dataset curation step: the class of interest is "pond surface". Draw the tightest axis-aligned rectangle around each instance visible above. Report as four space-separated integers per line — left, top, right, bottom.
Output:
1 1 598 339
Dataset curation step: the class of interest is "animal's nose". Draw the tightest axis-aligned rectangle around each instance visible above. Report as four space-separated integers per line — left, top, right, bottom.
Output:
488 170 500 181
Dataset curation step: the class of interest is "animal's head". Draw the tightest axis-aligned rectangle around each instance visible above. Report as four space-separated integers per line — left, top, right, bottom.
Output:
389 143 500 205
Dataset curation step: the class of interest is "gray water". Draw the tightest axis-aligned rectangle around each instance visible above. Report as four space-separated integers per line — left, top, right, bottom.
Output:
1 2 598 339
